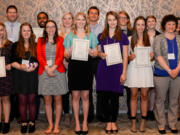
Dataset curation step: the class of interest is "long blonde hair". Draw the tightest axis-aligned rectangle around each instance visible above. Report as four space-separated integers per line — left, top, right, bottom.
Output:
72 12 90 35
59 12 74 38
0 22 10 48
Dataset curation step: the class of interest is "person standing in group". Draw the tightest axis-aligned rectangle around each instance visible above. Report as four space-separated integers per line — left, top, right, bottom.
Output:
125 16 154 133
58 12 74 125
37 20 68 134
0 23 13 134
146 15 161 121
63 12 98 135
87 6 104 122
4 5 21 43
118 10 132 119
96 11 129 134
11 23 38 134
153 15 180 134
4 5 21 123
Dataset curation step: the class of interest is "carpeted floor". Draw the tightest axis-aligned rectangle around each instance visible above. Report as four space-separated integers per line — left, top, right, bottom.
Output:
5 114 180 135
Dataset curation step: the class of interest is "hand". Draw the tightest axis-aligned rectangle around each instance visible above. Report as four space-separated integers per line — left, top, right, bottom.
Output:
150 52 154 60
20 64 27 71
120 73 126 84
129 54 136 61
5 64 11 70
169 68 179 79
45 66 56 77
99 52 106 59
89 48 98 57
26 64 36 72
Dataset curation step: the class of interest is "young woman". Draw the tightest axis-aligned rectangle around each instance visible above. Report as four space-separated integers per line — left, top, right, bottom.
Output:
0 22 13 134
59 12 73 125
63 12 98 135
125 16 154 132
37 20 68 134
96 11 129 134
153 15 180 134
118 10 132 119
146 15 160 121
11 22 38 134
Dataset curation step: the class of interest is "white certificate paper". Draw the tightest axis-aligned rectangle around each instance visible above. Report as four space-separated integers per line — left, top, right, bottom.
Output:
0 57 6 77
72 39 89 61
104 43 122 66
135 47 151 67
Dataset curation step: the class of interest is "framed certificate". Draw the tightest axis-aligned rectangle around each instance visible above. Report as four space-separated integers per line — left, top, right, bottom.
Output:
0 57 6 77
72 39 89 61
104 43 122 66
135 47 151 67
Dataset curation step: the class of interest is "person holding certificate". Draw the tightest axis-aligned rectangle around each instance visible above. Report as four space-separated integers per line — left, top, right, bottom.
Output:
11 22 38 133
96 11 129 134
63 12 98 135
124 16 154 133
153 15 180 134
37 20 68 134
0 22 13 134
58 12 74 126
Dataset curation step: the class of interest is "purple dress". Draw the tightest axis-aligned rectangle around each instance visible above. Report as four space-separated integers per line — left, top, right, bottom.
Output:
96 33 129 94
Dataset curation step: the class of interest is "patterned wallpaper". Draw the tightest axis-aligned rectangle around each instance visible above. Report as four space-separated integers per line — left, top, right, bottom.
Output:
0 0 180 30
0 0 179 112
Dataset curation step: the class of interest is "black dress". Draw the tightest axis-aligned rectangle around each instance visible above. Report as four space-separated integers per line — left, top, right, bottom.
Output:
11 42 38 94
0 41 13 96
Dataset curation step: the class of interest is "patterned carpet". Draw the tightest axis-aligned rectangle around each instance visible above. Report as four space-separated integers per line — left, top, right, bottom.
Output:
6 114 180 135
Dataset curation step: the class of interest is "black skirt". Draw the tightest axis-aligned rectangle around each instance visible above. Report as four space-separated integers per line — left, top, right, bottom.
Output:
68 56 93 91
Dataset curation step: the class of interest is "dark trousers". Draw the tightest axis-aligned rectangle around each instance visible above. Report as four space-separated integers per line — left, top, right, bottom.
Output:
10 94 20 121
62 92 70 114
124 86 131 116
101 92 119 122
88 58 100 119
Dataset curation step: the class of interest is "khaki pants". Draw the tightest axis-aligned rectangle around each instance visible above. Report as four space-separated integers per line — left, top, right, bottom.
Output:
154 76 180 129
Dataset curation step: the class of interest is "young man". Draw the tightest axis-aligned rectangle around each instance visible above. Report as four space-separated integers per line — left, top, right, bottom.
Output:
4 5 21 43
33 12 49 42
87 6 104 122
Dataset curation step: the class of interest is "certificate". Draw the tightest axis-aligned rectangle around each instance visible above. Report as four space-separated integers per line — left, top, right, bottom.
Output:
135 47 151 67
104 43 122 66
0 57 6 77
72 39 89 61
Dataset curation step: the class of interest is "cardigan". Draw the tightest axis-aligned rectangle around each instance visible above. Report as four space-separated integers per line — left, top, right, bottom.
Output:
37 37 65 75
153 33 180 71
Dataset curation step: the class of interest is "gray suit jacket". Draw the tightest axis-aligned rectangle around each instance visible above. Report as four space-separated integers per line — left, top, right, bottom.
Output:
153 33 180 70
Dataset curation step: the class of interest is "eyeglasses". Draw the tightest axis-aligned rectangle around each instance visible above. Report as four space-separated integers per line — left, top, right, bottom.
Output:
46 26 56 29
119 17 127 20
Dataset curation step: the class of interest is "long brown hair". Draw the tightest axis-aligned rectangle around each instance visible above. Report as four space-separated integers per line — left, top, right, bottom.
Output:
131 16 150 51
16 22 36 58
72 12 90 35
0 22 11 48
43 20 59 44
119 10 133 31
100 11 121 41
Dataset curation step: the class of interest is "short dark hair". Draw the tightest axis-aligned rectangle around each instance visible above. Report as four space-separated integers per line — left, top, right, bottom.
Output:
161 14 178 31
87 6 99 15
6 5 18 13
37 12 49 20
177 17 180 21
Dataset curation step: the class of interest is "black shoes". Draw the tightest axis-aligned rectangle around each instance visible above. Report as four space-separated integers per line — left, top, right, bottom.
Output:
21 123 28 134
169 128 178 134
74 130 81 135
82 130 88 135
28 121 35 133
158 129 166 134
